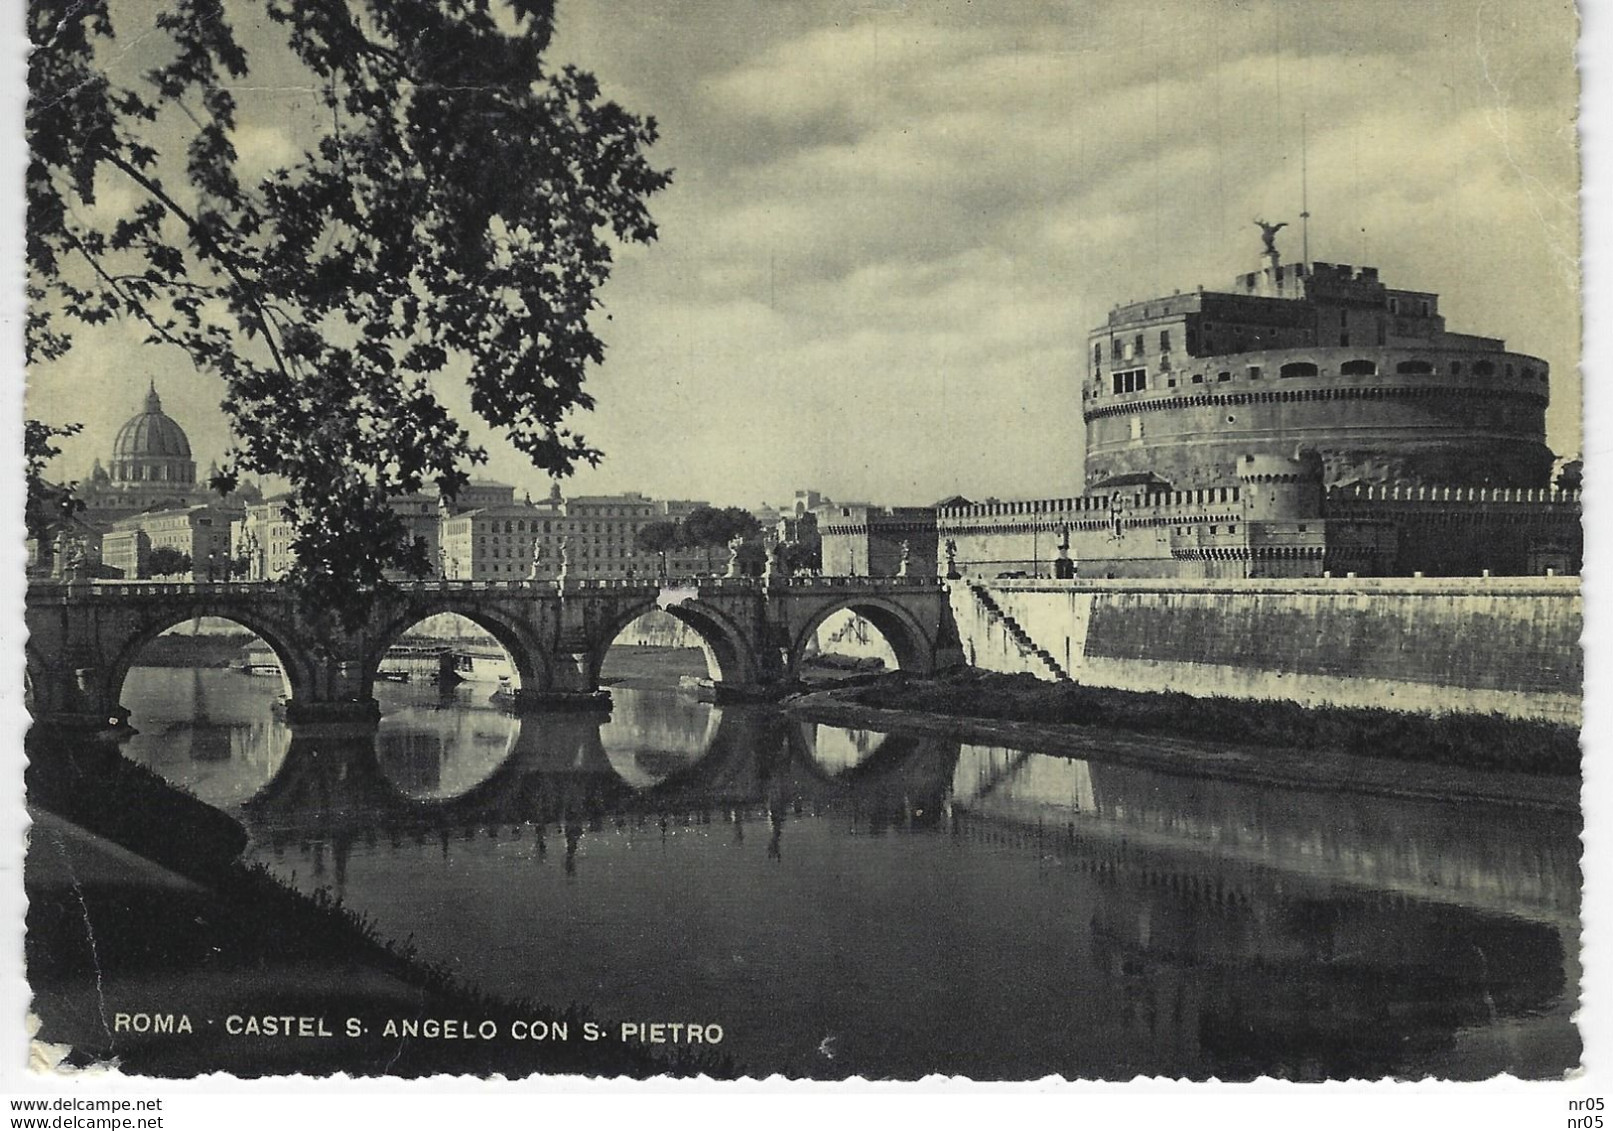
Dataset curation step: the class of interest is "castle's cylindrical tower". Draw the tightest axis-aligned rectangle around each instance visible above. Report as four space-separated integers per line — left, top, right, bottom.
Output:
1237 449 1324 521
1082 345 1552 491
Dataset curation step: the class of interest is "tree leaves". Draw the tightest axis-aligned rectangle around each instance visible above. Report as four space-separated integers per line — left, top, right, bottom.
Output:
24 420 83 545
28 0 669 623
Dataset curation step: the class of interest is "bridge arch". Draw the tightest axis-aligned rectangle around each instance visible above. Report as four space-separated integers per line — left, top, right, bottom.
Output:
787 595 936 678
363 598 552 699
589 598 761 686
105 607 314 719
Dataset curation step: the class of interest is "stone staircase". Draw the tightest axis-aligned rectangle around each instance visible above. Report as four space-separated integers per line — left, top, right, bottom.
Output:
967 583 1073 683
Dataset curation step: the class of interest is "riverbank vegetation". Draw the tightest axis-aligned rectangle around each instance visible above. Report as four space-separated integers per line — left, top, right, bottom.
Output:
805 668 1578 777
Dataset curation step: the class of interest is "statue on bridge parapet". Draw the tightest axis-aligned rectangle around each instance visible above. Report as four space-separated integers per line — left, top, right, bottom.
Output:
528 537 544 581
763 541 787 586
240 529 261 581
557 537 571 590
725 534 745 578
943 538 959 580
895 539 911 578
62 534 92 583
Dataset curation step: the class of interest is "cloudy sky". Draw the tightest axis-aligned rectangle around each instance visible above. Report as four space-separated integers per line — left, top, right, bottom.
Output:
28 0 1583 509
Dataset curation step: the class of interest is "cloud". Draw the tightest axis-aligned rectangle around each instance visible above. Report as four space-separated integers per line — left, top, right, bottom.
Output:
32 0 1584 510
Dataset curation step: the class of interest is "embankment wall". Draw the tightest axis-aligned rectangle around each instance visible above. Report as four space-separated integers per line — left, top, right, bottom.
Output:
951 577 1581 723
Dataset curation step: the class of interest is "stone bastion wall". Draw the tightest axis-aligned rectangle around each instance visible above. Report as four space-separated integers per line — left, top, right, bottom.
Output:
950 576 1581 724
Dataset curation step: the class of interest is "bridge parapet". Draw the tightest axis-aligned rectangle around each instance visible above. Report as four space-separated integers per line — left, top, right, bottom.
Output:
779 576 946 590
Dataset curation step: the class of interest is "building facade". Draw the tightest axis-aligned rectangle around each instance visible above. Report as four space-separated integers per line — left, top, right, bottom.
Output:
231 496 296 581
102 504 237 580
437 491 716 582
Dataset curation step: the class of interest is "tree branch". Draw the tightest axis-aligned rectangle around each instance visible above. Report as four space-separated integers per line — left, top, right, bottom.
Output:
102 150 296 388
64 231 195 357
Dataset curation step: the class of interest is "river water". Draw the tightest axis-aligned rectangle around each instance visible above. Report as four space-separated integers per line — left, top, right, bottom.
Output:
119 662 1581 1080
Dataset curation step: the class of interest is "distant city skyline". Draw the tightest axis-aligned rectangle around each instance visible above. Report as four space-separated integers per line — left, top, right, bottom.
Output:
27 0 1582 510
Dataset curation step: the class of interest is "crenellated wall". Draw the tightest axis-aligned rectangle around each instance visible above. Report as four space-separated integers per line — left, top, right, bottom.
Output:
950 577 1581 723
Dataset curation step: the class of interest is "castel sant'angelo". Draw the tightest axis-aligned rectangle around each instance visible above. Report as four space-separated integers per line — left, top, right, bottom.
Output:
891 224 1582 581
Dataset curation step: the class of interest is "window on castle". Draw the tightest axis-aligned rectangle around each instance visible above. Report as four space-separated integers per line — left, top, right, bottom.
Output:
1113 369 1147 394
1473 360 1494 377
1395 359 1434 375
1094 343 1102 366
1247 366 1261 380
1192 373 1204 384
1159 330 1171 353
1280 362 1318 379
1134 333 1145 356
1217 371 1231 383
1340 359 1377 376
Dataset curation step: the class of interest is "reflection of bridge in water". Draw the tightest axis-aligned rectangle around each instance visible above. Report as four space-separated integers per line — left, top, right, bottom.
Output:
245 710 956 836
240 702 1578 1080
243 706 1578 935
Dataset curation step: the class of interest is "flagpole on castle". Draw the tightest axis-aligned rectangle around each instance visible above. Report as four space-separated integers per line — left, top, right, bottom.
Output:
1300 112 1310 271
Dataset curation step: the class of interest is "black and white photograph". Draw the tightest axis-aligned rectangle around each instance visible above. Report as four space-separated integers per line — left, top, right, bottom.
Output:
7 0 1595 1107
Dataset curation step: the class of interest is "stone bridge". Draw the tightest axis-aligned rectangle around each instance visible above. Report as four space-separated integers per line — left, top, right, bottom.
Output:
25 577 963 730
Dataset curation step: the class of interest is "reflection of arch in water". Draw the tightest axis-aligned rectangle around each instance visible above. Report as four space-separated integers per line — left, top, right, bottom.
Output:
598 691 722 789
632 708 792 808
108 613 303 710
788 597 934 677
374 702 522 801
117 667 295 809
798 722 892 775
590 600 760 685
782 719 960 805
363 606 547 699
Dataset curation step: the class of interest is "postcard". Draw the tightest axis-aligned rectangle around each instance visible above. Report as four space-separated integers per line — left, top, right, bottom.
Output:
13 0 1588 1093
